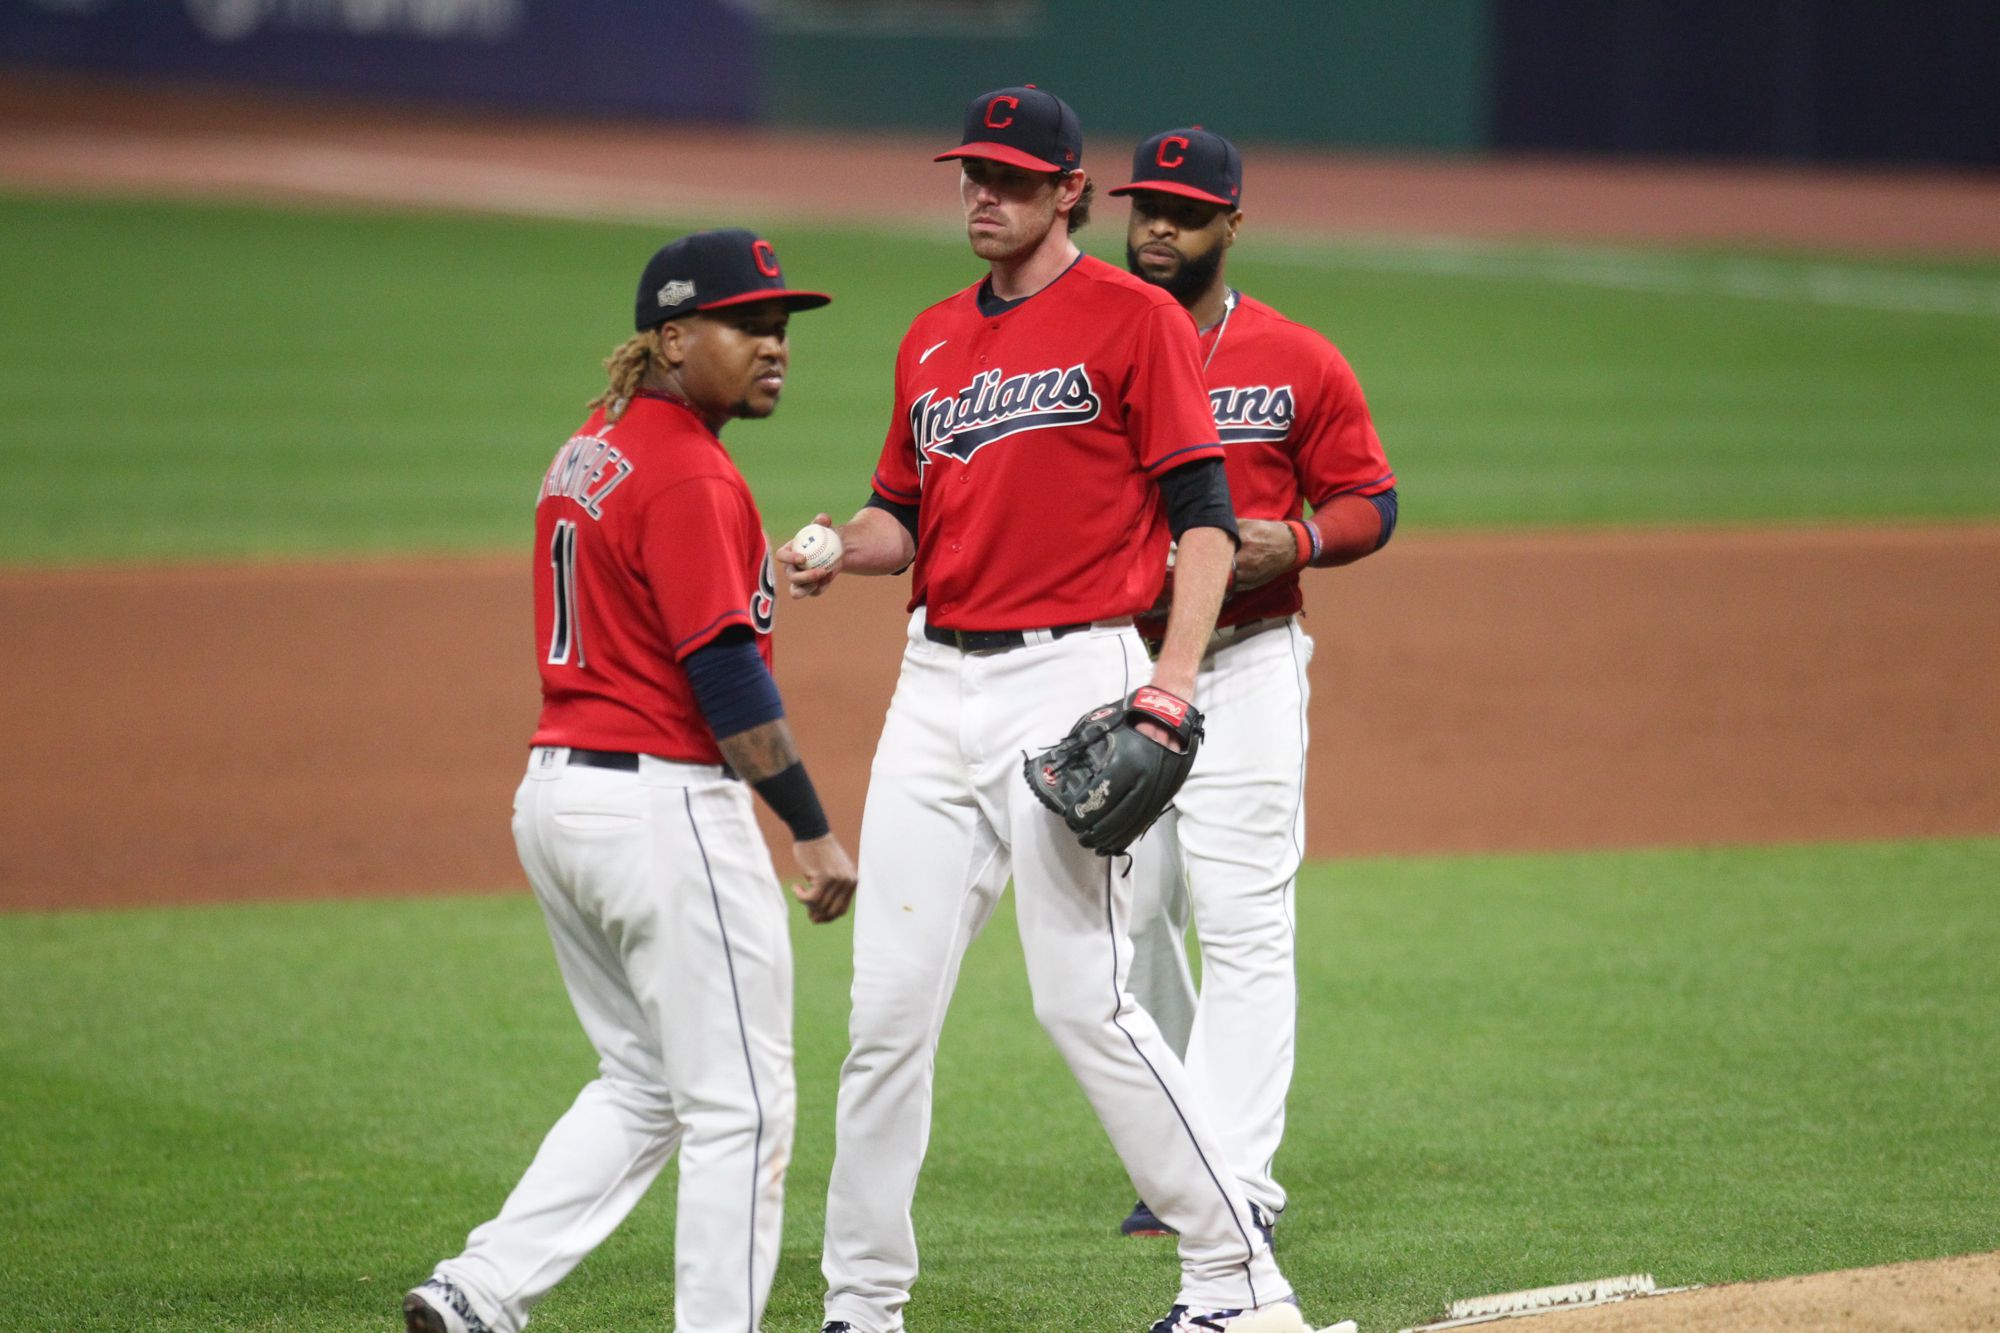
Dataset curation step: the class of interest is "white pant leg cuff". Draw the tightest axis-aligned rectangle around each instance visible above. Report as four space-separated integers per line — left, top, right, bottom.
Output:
821 1306 902 1333
1174 1280 1295 1316
425 1268 509 1333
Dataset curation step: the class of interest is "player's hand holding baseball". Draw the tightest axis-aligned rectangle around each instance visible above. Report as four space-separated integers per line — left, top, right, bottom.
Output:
791 832 858 923
777 512 844 598
778 508 917 599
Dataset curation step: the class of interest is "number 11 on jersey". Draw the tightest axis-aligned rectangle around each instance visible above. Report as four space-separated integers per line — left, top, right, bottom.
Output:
548 519 586 668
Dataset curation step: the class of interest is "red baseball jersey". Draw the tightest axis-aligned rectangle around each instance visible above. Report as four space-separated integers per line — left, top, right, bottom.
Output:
870 254 1224 631
530 391 777 764
1200 290 1395 628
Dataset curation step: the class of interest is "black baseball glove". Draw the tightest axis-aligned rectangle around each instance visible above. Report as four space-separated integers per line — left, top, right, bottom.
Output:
1023 685 1205 856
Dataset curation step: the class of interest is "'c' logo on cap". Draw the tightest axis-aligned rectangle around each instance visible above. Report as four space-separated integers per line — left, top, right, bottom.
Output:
1157 136 1190 169
752 240 780 278
984 95 1020 130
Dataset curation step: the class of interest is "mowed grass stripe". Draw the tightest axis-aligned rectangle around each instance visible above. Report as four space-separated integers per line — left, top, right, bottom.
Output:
2 838 1994 1330
1255 236 2000 320
1 191 1997 564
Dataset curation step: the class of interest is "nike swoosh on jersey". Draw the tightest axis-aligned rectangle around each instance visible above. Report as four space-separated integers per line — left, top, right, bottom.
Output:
919 339 949 363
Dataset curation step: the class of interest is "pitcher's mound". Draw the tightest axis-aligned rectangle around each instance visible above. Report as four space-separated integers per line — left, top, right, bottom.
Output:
1409 1250 1998 1331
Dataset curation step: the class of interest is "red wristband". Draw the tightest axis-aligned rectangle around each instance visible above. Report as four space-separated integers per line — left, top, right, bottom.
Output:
1284 519 1317 574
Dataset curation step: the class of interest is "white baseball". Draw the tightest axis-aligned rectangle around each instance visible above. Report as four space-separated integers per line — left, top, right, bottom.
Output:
792 522 843 571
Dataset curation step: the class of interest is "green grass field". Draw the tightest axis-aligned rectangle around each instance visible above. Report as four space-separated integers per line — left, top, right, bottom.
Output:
2 191 1997 562
2 189 1997 1330
2 841 1995 1331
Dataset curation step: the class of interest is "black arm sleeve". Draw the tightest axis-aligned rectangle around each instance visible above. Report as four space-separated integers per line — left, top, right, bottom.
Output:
684 628 784 739
864 492 920 546
1156 457 1239 544
752 762 830 841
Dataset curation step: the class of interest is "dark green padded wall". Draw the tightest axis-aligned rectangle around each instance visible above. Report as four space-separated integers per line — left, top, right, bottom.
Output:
763 0 1492 153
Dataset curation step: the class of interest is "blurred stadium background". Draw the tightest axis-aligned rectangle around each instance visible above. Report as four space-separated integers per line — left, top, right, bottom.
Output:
6 0 1997 165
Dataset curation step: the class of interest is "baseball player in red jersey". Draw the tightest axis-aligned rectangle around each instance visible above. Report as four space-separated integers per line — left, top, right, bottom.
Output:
403 229 857 1333
778 87 1343 1333
1107 129 1398 1245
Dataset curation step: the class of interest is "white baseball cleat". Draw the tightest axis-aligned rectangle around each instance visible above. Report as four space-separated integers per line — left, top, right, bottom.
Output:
1151 1300 1356 1332
402 1277 493 1333
1225 1304 1311 1332
1223 1305 1359 1333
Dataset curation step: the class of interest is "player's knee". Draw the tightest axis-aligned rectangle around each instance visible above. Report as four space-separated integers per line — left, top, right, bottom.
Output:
846 981 944 1047
1198 913 1296 969
677 1103 765 1155
758 1091 798 1155
591 1073 678 1131
676 1073 783 1136
840 1010 938 1086
1028 986 1113 1051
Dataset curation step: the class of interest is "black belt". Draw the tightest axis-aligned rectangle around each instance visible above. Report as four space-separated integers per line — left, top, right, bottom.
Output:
568 748 639 771
564 748 737 780
923 621 1094 653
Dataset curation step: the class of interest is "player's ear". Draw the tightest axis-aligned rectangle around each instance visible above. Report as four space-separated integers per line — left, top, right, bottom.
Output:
655 318 687 368
1225 210 1244 248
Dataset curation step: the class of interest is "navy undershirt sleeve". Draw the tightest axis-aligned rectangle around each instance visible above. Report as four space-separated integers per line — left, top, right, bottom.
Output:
1367 487 1399 551
864 492 920 546
1157 457 1240 544
684 628 784 740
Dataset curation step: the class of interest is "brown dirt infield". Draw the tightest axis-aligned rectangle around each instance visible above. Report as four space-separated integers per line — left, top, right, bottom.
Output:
5 525 1997 912
3 72 1995 1330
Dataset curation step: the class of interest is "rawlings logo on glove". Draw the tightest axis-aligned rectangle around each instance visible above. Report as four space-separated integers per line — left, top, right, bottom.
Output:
1075 779 1114 816
1023 686 1205 856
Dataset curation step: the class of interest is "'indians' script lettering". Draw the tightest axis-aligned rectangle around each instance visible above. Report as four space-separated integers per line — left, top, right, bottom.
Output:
911 364 1103 466
1209 383 1295 444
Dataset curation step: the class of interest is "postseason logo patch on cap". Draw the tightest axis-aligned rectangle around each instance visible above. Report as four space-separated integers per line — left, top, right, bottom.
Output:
633 229 832 331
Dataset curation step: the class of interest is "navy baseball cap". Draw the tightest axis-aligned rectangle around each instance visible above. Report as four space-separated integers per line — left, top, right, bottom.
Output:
634 228 831 331
1109 127 1242 207
934 84 1082 173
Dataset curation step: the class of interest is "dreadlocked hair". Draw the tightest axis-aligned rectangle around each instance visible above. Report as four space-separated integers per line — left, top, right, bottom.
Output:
589 328 664 421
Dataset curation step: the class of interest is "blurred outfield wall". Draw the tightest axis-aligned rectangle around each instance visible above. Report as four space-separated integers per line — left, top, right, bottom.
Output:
759 0 1490 153
0 0 764 120
4 0 1996 165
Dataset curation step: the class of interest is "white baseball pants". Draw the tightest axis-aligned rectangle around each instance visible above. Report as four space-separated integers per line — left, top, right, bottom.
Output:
432 748 796 1333
821 613 1289 1332
1126 620 1314 1222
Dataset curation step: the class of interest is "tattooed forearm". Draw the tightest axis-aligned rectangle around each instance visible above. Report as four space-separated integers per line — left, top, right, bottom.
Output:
716 718 803 784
